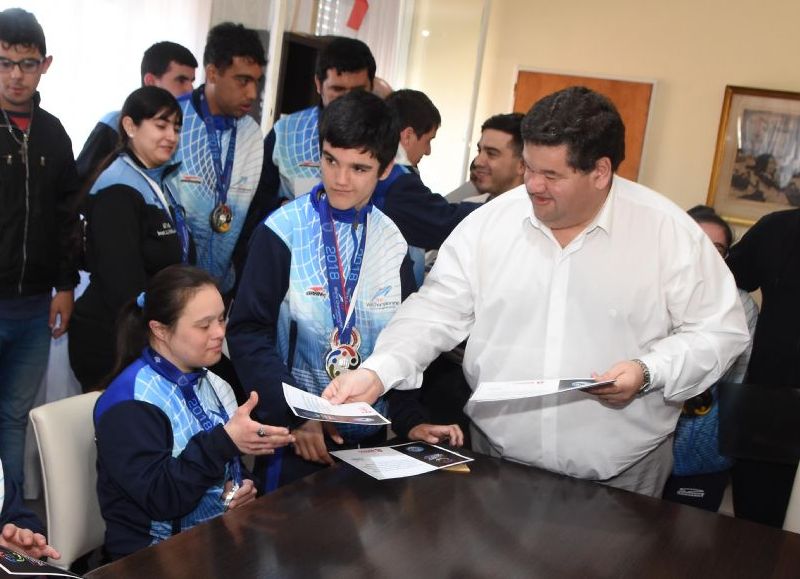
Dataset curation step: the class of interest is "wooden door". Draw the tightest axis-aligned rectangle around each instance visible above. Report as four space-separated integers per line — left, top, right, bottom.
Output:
513 71 653 181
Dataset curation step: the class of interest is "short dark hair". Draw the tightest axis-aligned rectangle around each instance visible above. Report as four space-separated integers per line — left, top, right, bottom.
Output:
319 91 399 173
481 113 524 157
687 204 733 248
140 41 198 84
521 86 625 172
315 37 376 84
0 8 46 55
203 22 266 70
118 86 183 149
385 89 440 137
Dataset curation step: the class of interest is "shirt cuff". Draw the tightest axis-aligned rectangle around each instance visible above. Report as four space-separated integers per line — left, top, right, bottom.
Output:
361 353 421 394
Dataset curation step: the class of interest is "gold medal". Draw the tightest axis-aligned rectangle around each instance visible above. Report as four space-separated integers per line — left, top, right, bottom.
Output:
210 203 233 233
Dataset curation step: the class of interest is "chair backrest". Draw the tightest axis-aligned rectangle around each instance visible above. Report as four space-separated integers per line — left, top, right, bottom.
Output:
30 391 104 570
784 466 800 533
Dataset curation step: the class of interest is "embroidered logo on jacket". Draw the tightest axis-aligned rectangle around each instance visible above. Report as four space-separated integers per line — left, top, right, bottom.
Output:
305 285 327 298
366 285 399 310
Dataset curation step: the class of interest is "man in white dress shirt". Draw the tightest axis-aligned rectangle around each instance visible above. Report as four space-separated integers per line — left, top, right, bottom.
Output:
323 86 750 496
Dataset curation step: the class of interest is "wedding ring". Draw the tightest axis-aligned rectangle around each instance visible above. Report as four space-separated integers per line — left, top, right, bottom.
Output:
257 426 266 438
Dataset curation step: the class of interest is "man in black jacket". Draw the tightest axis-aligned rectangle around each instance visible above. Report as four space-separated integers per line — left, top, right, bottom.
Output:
0 8 80 485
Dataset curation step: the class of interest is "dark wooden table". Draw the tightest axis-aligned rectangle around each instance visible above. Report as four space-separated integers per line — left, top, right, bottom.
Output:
85 455 800 578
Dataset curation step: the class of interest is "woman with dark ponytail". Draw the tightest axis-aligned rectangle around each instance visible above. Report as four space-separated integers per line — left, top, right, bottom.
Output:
69 86 195 392
93 264 294 560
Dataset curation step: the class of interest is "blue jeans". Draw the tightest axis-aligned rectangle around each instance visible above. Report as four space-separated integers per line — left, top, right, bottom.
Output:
0 314 51 485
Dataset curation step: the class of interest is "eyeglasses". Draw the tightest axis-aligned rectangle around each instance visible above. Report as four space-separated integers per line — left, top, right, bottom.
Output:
0 57 44 74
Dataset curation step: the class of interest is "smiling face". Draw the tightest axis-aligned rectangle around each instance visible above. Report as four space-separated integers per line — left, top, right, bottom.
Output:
321 141 392 211
473 128 525 196
0 43 51 112
522 143 612 234
122 109 181 168
315 68 371 108
205 56 263 118
149 284 226 373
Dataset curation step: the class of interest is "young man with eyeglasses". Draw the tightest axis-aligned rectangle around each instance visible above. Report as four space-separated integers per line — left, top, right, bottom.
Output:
0 8 80 486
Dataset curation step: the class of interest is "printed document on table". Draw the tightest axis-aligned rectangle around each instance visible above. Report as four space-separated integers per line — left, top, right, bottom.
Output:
0 546 81 576
331 442 473 480
282 383 390 425
469 378 615 402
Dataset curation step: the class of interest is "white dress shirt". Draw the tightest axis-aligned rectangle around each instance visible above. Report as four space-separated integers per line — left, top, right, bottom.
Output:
363 177 750 480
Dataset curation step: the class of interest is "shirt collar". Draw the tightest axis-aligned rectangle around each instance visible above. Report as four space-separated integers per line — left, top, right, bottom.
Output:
310 183 372 224
525 177 617 238
394 145 416 171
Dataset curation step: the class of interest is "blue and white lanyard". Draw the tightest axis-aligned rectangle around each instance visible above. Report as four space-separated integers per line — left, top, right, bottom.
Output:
198 93 237 209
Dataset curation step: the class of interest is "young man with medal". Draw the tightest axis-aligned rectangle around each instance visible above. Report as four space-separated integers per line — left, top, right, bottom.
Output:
168 22 266 297
0 8 80 486
229 91 465 488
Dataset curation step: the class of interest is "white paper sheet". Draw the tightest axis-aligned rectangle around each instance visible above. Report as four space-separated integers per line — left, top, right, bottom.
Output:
469 378 615 402
331 442 473 480
282 383 390 425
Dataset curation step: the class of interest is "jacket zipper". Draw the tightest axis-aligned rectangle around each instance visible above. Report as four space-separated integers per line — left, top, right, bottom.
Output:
18 117 32 295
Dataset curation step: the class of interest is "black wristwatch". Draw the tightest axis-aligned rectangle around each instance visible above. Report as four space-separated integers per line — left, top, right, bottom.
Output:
632 358 652 393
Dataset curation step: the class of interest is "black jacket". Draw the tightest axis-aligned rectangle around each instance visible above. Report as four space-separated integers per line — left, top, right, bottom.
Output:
728 208 800 385
0 93 80 298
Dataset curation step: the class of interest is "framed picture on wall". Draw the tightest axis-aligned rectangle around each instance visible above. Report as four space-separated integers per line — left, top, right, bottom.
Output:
707 86 800 226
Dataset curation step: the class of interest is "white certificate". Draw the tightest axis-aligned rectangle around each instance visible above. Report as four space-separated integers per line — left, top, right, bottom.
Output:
282 383 390 425
469 378 615 403
331 442 473 480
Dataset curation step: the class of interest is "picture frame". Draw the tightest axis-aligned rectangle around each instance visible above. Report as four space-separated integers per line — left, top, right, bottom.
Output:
707 85 800 226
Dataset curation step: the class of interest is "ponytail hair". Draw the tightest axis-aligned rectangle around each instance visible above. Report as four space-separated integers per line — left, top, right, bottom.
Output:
103 265 219 387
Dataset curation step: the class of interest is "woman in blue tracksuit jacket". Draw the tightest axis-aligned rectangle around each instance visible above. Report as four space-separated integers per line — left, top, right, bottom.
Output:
93 265 294 560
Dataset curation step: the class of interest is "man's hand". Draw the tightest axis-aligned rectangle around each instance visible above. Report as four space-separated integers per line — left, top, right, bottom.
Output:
408 423 464 447
49 290 74 338
223 479 257 511
322 369 384 405
292 421 343 465
0 523 60 560
586 360 645 406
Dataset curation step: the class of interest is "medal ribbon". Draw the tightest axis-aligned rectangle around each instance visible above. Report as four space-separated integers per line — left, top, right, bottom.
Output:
199 93 237 211
317 194 368 345
142 347 242 487
122 155 190 263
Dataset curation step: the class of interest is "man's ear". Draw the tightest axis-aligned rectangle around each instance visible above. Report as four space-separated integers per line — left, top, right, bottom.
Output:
142 72 157 87
40 55 52 74
515 157 525 178
379 160 395 181
314 76 322 96
205 63 218 85
592 157 613 190
399 126 415 149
